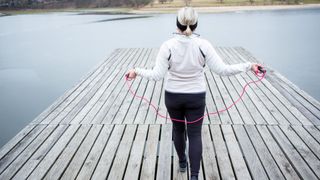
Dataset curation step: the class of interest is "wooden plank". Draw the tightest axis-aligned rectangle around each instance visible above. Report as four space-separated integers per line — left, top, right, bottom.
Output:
78 66 127 125
217 47 277 125
210 125 235 180
141 49 162 124
221 125 251 180
156 124 172 180
233 125 269 180
120 48 153 121
69 66 124 124
0 125 36 160
303 125 320 144
43 125 92 180
74 125 113 180
232 48 311 125
107 125 137 179
201 125 220 180
256 125 300 180
204 75 221 124
252 76 312 125
230 73 278 125
30 49 120 124
133 49 158 124
11 125 68 179
214 75 243 124
245 70 302 125
202 107 211 124
90 125 125 179
226 74 267 125
290 125 320 160
271 70 320 112
271 72 320 122
140 125 160 180
266 74 320 125
228 48 304 125
215 48 257 125
0 125 57 179
221 47 288 125
0 125 46 175
89 47 148 124
221 75 256 124
172 144 188 180
279 125 320 178
54 48 133 125
134 80 156 124
236 46 319 111
244 125 285 179
59 124 102 180
145 79 163 124
26 125 80 179
101 48 150 124
156 80 167 124
236 47 320 125
122 74 150 124
237 73 291 125
109 77 144 124
123 125 148 180
217 48 266 125
206 71 232 124
267 125 318 180
89 48 142 124
198 160 204 180
39 49 124 124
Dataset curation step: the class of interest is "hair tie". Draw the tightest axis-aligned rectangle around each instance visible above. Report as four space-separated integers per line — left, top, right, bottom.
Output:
176 18 198 32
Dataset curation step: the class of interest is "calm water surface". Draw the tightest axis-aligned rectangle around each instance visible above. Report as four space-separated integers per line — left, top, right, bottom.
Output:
0 8 320 147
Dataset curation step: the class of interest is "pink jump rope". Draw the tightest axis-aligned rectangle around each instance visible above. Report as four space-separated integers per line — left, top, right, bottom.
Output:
125 66 266 124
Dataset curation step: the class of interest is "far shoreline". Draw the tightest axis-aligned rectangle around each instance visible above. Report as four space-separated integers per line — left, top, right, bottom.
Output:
133 4 320 14
1 4 320 15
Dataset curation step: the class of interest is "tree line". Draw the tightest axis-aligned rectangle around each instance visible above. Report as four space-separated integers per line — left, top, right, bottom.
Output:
0 0 154 8
0 0 307 9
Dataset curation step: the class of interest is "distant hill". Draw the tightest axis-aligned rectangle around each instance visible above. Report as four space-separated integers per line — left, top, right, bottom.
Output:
0 0 318 9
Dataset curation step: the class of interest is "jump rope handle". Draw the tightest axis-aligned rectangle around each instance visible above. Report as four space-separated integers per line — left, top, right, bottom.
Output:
257 65 266 74
125 73 130 80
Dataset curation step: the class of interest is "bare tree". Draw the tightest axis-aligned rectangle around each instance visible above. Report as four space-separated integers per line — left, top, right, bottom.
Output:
159 0 167 4
184 0 191 6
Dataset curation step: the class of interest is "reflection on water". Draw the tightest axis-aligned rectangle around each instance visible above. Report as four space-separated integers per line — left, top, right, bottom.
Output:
0 8 320 147
90 15 153 23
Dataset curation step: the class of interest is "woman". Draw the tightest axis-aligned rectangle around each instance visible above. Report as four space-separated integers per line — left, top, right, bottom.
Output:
127 7 260 180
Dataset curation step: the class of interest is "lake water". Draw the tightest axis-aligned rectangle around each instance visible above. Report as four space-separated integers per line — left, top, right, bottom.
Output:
0 8 320 147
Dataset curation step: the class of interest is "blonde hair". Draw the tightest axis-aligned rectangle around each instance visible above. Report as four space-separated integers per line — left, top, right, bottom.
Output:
177 7 198 36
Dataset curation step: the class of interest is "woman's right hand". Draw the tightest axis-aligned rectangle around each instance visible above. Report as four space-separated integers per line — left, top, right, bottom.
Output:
251 63 262 73
126 69 137 80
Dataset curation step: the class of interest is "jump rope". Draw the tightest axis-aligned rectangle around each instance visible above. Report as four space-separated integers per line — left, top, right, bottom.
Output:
125 66 266 124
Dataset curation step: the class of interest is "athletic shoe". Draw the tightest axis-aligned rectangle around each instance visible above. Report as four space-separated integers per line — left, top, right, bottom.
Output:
191 175 198 180
179 159 187 172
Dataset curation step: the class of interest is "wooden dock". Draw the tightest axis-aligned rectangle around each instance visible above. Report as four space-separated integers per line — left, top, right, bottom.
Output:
0 47 319 180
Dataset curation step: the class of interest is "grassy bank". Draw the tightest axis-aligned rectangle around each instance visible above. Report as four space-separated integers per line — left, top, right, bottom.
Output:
1 2 320 15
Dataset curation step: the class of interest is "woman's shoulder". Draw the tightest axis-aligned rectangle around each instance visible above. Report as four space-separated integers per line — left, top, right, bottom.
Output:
195 36 211 45
160 38 176 50
192 36 213 50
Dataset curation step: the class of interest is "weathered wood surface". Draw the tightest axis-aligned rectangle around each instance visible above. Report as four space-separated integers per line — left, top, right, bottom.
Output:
1 47 319 179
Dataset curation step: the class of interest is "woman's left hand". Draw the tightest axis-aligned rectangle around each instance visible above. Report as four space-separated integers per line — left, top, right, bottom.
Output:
126 69 137 80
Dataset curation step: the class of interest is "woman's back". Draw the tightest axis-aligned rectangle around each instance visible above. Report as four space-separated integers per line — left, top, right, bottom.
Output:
165 35 206 93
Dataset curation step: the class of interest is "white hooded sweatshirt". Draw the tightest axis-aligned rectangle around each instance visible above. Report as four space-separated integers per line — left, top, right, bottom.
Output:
135 34 252 93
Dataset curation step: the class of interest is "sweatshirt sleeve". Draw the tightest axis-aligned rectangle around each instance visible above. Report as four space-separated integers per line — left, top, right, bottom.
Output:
203 40 252 76
134 42 170 81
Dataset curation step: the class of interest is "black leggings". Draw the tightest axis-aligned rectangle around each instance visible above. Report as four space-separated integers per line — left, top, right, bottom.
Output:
165 91 205 177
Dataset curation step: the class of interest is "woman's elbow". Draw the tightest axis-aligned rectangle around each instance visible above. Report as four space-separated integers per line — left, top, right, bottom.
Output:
151 73 165 81
152 76 163 81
